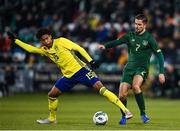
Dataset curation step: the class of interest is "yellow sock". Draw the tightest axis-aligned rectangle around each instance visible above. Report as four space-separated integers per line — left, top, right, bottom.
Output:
48 97 58 122
99 87 129 113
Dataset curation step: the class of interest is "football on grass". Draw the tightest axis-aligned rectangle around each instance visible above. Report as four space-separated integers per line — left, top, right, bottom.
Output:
93 111 108 125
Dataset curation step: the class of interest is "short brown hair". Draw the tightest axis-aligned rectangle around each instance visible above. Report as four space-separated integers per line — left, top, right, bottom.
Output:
135 14 148 24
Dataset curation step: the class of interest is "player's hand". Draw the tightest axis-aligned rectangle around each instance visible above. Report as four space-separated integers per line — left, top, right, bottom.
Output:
89 60 99 69
7 31 17 42
98 44 106 50
158 74 165 84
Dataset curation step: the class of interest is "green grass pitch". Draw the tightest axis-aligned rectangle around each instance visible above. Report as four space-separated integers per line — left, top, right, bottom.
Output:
0 92 180 130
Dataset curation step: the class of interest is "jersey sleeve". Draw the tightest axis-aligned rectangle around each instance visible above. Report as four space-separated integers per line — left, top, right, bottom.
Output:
104 33 129 48
15 39 45 55
60 38 93 62
149 36 165 73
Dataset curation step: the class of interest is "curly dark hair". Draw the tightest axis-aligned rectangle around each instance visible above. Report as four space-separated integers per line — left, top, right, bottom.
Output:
36 28 52 40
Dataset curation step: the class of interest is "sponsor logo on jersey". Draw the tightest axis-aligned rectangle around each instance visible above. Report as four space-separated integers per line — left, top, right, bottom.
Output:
142 40 148 46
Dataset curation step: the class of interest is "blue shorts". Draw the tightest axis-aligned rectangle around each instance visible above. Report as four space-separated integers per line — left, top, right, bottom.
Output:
55 67 100 92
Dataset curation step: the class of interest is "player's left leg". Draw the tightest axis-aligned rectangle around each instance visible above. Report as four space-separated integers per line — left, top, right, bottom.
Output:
79 67 132 119
132 75 150 123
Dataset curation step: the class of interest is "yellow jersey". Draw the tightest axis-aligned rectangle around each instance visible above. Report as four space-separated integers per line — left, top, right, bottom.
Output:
15 37 93 78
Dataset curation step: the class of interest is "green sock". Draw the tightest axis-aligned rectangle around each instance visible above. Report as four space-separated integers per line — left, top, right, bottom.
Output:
135 92 145 115
119 98 127 116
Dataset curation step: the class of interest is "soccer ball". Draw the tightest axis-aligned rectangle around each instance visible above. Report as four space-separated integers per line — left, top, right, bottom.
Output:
93 111 108 125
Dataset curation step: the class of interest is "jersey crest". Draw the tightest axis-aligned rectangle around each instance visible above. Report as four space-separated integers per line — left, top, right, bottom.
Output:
131 39 135 42
142 40 148 46
54 45 59 51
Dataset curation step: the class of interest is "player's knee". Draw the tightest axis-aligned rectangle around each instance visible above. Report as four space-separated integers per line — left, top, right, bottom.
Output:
48 88 61 98
132 84 141 93
119 93 128 99
119 96 126 102
48 92 56 98
93 81 104 91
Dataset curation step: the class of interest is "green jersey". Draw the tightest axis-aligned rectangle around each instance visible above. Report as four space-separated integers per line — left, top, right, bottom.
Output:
104 31 164 73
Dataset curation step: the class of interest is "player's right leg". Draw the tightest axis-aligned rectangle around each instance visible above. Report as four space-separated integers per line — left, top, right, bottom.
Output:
36 86 61 124
119 82 131 125
37 76 76 124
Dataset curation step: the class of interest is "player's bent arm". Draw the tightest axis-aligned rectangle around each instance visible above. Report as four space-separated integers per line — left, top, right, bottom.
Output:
72 44 93 62
149 36 165 74
60 37 93 62
155 51 165 74
15 39 44 54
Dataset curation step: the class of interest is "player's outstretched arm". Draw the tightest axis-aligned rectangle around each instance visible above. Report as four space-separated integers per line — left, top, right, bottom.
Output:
102 33 129 49
7 31 44 54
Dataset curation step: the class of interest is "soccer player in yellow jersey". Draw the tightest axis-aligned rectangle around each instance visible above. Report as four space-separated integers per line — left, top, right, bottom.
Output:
7 28 132 124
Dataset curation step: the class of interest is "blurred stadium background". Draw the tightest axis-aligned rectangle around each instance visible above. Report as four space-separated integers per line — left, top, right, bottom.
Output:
0 0 180 130
0 0 179 98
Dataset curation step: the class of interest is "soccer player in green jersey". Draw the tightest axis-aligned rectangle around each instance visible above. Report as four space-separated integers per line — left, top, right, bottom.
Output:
99 14 165 125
